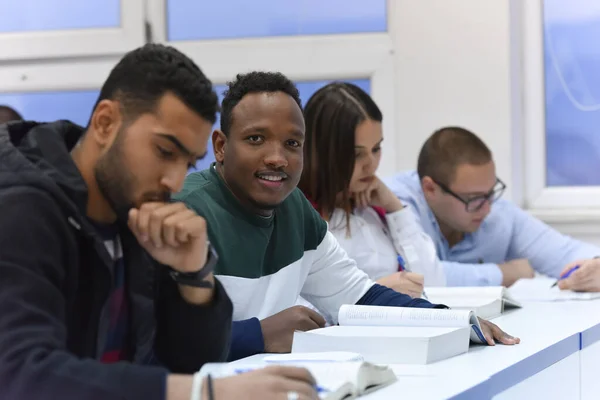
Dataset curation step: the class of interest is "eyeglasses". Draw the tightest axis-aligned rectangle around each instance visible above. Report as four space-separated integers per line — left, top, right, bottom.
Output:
433 178 506 212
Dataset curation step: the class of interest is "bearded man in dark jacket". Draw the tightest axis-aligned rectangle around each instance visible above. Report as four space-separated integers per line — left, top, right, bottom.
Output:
0 43 233 400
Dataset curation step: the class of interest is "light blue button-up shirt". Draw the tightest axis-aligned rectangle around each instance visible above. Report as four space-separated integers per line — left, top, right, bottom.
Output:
384 171 600 286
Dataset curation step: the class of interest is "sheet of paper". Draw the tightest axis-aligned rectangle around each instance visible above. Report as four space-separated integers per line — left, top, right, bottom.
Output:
424 297 498 308
426 286 504 299
509 277 600 301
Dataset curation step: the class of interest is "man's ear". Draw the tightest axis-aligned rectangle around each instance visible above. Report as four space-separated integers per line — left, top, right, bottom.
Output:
89 99 122 149
421 176 437 198
213 130 227 164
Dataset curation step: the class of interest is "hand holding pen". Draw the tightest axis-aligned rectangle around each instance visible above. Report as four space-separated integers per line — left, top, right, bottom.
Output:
374 255 425 299
551 265 580 288
398 255 429 300
554 258 600 292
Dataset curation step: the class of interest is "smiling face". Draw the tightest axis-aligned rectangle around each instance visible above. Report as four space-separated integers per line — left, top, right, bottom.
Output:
213 91 305 215
93 92 213 218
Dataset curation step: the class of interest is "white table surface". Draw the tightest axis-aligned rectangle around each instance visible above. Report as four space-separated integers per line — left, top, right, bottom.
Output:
363 301 594 399
234 299 600 399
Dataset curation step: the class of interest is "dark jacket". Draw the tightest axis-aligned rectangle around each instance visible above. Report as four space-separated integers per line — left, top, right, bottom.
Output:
0 121 233 399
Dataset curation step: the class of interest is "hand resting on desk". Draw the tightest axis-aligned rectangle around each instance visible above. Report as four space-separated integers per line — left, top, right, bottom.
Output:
478 318 520 346
260 306 327 353
499 259 535 287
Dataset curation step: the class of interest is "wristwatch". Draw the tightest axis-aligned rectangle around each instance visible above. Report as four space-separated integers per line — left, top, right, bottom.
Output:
168 242 219 288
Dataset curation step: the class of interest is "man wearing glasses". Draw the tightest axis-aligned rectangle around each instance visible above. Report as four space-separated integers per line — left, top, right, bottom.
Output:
384 126 600 288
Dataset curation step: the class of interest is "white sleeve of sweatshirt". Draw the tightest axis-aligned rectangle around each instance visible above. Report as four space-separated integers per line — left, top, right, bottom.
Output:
299 231 375 325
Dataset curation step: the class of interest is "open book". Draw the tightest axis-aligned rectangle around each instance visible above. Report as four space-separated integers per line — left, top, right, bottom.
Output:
509 277 600 302
199 360 397 400
424 286 522 319
291 305 487 364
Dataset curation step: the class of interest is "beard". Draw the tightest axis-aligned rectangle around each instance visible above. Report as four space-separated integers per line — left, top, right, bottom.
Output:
94 129 171 224
94 133 137 224
93 130 171 224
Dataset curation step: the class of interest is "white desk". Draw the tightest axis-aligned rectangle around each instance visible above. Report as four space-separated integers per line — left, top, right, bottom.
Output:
578 305 600 400
235 300 600 399
363 302 587 399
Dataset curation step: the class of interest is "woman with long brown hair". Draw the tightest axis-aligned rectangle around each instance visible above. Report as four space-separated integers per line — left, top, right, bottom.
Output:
299 82 446 298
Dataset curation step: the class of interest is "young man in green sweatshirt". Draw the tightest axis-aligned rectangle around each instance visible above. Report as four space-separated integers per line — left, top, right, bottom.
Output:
175 72 520 361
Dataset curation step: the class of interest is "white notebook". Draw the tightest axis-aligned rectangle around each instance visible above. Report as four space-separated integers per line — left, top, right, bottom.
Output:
425 286 522 319
199 360 397 400
509 277 600 302
291 305 486 364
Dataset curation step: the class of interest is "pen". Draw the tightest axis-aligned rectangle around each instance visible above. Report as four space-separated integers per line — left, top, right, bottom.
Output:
234 368 254 374
397 255 429 300
550 265 580 288
397 255 406 272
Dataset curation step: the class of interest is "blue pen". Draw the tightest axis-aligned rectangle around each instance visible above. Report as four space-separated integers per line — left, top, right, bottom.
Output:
397 255 429 300
551 265 580 288
234 368 254 374
397 255 406 272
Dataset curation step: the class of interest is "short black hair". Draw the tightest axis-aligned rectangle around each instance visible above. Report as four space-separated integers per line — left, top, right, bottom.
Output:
220 71 302 136
92 43 218 126
417 126 492 185
0 105 23 124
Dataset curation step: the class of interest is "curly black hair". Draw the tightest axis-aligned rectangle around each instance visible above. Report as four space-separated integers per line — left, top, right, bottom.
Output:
220 71 302 136
92 43 219 125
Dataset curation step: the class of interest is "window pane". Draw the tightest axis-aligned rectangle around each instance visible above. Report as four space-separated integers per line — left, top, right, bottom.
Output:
192 79 371 172
0 90 99 126
0 0 120 33
544 0 600 186
167 0 386 41
0 82 371 175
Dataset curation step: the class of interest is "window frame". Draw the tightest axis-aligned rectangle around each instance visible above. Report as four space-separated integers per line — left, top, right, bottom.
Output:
0 58 118 93
522 0 600 212
0 0 145 61
146 0 398 176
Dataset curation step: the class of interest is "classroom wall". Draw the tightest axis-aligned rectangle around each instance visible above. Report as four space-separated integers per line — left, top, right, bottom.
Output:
390 0 600 247
390 0 518 201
